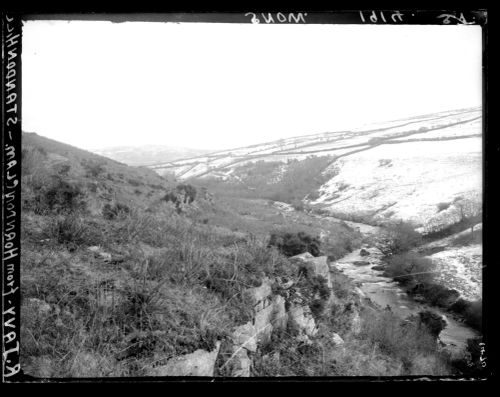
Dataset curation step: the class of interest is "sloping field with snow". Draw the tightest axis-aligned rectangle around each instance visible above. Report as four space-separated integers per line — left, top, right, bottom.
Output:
427 245 482 301
313 137 482 228
150 107 482 230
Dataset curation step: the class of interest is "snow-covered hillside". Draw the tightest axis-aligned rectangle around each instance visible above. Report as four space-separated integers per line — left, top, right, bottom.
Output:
416 224 482 301
150 107 482 229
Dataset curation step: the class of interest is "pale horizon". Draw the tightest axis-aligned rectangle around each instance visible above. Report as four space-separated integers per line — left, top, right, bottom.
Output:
22 21 482 152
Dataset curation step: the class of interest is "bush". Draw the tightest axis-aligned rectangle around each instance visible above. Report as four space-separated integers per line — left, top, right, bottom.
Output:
379 221 422 255
176 184 197 204
291 198 304 211
268 231 321 257
360 308 446 373
82 160 106 178
413 283 460 308
45 215 95 249
385 252 435 287
27 177 86 214
416 310 447 337
102 203 131 220
162 184 197 213
450 299 482 331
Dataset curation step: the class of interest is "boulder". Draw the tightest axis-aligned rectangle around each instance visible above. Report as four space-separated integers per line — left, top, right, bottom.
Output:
254 295 287 344
228 346 252 377
350 309 362 335
26 298 52 315
331 333 345 346
290 252 315 261
288 304 317 337
232 322 257 352
150 342 221 377
359 249 370 257
244 277 273 311
371 265 385 271
353 261 370 266
291 254 332 289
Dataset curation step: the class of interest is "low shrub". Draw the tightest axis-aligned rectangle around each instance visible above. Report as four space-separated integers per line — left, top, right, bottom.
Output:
26 177 86 215
360 308 447 373
44 215 99 249
103 203 131 220
82 160 106 178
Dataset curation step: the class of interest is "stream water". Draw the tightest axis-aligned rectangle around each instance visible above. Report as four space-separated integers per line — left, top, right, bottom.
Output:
325 217 480 357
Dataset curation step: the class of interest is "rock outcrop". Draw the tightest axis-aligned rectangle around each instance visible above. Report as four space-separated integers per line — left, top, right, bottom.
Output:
290 253 332 289
244 278 288 344
288 304 318 337
149 342 221 377
148 251 346 377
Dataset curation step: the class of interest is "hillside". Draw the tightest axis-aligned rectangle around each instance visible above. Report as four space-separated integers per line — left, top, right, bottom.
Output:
22 132 178 213
416 224 483 301
91 144 214 166
152 107 482 231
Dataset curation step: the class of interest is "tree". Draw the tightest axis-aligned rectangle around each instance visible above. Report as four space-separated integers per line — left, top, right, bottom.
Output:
378 221 422 256
453 195 482 238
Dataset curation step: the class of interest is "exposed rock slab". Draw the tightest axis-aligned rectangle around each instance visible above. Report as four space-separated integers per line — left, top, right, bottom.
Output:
150 342 221 377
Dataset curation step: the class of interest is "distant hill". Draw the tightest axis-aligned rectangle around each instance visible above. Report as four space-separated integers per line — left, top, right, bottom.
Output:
150 107 483 230
91 145 214 166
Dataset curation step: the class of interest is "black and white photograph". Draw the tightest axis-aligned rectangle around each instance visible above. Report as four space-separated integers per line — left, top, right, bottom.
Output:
2 10 489 381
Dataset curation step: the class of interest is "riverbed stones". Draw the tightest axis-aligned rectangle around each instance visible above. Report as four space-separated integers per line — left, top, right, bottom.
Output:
359 248 370 257
353 261 371 266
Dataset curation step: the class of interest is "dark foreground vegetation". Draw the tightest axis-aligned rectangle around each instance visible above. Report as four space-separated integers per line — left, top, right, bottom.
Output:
19 133 484 377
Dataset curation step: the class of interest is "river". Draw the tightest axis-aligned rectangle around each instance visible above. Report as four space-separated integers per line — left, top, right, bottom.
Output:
325 217 480 358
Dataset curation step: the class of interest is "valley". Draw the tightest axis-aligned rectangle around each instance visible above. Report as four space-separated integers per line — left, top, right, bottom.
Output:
18 107 484 378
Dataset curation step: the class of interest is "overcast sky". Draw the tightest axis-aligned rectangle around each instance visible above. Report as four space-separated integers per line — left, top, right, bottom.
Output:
22 21 482 151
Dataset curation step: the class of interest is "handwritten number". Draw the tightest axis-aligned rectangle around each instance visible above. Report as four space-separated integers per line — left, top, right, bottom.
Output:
245 12 260 24
360 10 404 23
437 13 473 25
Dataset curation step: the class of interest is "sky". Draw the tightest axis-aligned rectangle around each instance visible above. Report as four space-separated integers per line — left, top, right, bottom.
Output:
22 20 482 151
